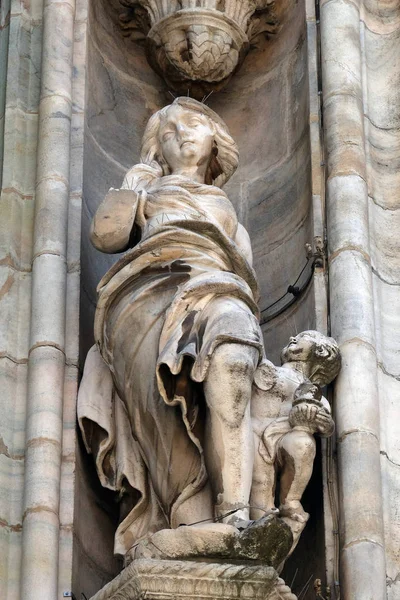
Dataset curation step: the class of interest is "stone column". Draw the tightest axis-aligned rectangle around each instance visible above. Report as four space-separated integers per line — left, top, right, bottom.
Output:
0 0 86 596
362 2 400 596
19 0 76 596
0 0 11 189
0 0 43 596
305 0 340 593
320 0 387 598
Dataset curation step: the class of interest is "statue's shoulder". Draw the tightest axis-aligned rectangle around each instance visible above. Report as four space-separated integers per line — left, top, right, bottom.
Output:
253 359 277 392
277 365 305 392
252 362 304 412
122 163 161 191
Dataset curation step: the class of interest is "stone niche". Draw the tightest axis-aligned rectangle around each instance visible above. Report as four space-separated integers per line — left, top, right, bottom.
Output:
75 0 322 596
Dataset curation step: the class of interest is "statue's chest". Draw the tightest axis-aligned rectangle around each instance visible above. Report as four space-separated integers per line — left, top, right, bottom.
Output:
145 188 237 238
251 370 304 425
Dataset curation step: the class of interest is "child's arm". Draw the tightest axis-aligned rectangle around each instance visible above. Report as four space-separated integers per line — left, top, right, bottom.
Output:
314 396 335 437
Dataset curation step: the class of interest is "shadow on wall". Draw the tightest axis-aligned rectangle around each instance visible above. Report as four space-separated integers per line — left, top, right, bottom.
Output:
75 0 316 595
281 438 327 600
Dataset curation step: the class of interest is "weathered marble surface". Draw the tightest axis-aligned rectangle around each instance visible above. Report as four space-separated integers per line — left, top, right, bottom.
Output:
79 98 266 558
132 516 293 568
0 0 42 596
0 0 87 597
4 0 385 597
77 98 343 600
321 0 400 598
90 559 297 600
251 331 339 550
78 100 334 580
77 3 320 590
82 0 314 367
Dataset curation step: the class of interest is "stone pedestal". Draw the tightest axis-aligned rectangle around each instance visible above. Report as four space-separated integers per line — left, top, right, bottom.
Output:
90 559 297 600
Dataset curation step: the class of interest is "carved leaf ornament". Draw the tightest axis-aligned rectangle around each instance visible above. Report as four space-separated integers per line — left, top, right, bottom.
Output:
119 0 279 95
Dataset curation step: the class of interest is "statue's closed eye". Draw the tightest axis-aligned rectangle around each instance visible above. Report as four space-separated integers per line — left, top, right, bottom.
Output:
187 119 202 127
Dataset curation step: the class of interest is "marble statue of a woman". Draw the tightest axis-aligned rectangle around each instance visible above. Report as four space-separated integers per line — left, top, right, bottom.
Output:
78 97 265 558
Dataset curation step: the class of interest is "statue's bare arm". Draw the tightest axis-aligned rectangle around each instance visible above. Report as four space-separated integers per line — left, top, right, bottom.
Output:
90 188 139 253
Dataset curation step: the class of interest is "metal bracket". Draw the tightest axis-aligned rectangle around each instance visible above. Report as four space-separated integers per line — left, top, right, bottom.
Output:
314 578 332 599
305 236 327 270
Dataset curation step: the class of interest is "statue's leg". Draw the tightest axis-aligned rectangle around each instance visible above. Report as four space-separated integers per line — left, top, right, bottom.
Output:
250 439 277 520
203 343 258 524
277 430 316 522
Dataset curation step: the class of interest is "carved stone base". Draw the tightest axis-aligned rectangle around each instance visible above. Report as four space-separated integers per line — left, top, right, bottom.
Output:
90 559 297 600
131 516 293 570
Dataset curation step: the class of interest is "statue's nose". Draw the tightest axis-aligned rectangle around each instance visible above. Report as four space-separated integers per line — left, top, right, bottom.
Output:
176 123 188 139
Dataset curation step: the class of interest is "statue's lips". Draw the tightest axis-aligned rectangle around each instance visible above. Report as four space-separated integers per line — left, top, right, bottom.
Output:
180 140 195 148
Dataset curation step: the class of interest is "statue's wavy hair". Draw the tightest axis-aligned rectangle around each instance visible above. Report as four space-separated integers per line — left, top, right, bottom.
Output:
281 330 341 386
139 97 239 188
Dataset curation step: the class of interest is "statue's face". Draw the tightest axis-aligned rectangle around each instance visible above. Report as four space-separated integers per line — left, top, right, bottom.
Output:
281 333 317 363
158 105 214 173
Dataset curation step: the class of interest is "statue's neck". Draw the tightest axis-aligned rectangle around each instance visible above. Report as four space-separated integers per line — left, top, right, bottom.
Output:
171 165 207 184
282 361 310 380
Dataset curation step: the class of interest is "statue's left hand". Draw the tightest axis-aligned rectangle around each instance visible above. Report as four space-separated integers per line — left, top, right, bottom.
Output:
90 188 139 253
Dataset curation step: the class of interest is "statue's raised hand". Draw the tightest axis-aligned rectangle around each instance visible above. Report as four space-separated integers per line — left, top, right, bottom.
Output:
90 188 139 253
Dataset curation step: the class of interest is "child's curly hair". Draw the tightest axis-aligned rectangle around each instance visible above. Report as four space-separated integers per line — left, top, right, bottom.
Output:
281 330 341 386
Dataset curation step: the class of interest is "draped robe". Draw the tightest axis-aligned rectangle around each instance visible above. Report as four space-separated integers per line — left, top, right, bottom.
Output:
78 172 264 556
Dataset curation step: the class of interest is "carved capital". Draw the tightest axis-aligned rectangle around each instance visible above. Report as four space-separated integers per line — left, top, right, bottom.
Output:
118 1 280 95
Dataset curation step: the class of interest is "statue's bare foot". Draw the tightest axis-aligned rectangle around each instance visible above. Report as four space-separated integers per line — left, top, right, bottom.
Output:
220 508 250 528
219 505 280 528
279 501 309 523
130 522 238 563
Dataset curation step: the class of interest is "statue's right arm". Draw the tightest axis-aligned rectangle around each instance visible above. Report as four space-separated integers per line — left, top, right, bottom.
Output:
90 188 139 254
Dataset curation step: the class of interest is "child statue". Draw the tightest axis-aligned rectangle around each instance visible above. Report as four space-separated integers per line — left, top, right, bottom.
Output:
250 331 341 526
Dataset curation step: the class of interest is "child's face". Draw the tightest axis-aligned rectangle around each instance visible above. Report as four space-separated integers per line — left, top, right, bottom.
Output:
281 333 317 364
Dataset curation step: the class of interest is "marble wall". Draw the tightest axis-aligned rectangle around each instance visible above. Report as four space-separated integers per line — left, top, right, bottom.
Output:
0 0 42 595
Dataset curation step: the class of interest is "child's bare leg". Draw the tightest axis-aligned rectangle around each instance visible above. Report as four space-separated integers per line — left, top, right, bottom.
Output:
277 430 316 522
